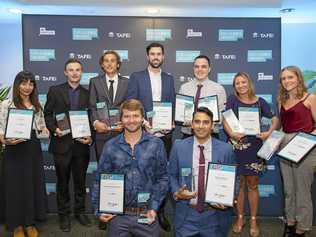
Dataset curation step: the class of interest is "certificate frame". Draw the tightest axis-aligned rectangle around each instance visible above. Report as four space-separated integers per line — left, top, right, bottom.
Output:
238 107 261 135
98 173 125 215
4 108 34 140
69 110 91 139
152 101 172 131
175 93 194 123
205 162 236 207
257 130 285 160
277 132 316 163
198 95 220 122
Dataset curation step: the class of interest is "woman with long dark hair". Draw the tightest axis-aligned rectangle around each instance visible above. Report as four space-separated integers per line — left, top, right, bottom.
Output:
0 71 48 237
223 72 278 237
278 66 316 237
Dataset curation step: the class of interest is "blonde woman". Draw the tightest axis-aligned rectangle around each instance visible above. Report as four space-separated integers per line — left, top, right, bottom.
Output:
278 66 316 237
223 72 278 237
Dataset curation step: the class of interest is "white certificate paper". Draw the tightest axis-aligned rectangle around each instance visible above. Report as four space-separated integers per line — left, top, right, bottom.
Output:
277 132 316 163
205 163 236 207
238 107 260 135
99 174 124 214
175 94 194 122
257 130 285 160
69 110 91 139
5 109 34 140
222 109 245 133
198 95 219 122
152 102 172 131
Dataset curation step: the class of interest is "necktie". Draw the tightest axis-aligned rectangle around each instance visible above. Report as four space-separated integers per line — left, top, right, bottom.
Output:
197 145 205 213
194 84 203 111
108 80 114 104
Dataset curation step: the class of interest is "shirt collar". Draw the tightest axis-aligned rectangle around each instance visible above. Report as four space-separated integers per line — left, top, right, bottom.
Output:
105 73 118 82
193 136 212 150
147 67 162 77
118 129 151 145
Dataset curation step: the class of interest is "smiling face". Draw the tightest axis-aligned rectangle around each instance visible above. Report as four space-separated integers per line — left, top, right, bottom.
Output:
64 62 82 84
193 58 210 81
101 53 119 76
121 109 144 134
19 79 34 98
280 69 299 92
234 75 250 96
147 46 164 69
192 111 213 141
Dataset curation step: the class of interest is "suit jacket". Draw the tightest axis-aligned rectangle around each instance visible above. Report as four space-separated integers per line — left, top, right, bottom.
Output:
89 74 128 141
44 82 90 155
127 69 175 113
168 136 235 229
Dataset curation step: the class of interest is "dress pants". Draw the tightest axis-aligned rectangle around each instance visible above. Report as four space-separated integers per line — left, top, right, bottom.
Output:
53 147 89 216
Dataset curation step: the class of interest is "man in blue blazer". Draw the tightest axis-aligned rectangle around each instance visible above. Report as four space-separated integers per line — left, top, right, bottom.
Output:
127 42 175 231
169 107 235 237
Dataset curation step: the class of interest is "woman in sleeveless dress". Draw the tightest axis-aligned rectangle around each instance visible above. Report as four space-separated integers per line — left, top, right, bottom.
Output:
223 72 278 237
0 71 49 237
278 66 316 237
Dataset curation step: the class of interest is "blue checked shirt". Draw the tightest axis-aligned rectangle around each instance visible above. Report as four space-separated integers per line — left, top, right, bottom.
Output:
91 131 169 216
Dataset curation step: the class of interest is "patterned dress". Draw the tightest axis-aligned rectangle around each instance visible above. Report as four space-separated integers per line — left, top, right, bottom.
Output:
226 95 274 176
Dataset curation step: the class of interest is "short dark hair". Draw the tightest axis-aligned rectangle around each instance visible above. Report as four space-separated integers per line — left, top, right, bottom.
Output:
193 107 213 121
99 50 122 70
120 99 145 119
146 42 164 55
64 58 83 71
194 55 211 66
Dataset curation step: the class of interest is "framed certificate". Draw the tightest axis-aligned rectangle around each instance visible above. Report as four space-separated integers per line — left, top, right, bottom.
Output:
99 173 125 214
151 102 172 131
205 163 236 207
198 95 220 122
5 108 34 140
69 110 91 139
56 113 71 136
238 107 260 135
175 94 194 122
277 132 316 163
257 130 285 160
222 109 245 133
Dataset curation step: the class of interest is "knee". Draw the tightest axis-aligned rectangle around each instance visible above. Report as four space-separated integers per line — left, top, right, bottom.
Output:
246 177 259 191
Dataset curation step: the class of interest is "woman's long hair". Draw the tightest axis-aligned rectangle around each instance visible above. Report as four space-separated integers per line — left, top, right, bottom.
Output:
278 66 307 105
12 71 41 112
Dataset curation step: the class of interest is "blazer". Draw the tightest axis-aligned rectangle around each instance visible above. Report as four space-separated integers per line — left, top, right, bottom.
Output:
44 82 90 155
168 136 235 228
127 69 175 113
89 74 128 141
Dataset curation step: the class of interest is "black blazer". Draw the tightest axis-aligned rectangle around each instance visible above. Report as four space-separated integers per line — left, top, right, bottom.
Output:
44 82 91 155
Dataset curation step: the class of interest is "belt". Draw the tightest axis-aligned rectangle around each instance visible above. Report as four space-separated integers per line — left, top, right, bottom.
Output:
124 207 147 214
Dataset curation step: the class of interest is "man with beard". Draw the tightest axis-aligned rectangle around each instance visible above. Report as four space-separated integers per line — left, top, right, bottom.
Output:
91 99 169 237
127 42 175 231
168 107 235 237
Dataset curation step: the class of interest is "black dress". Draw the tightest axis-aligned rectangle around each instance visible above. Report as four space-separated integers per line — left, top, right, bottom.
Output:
2 131 47 230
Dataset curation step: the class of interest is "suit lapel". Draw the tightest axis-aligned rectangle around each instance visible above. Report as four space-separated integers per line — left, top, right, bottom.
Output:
100 74 111 104
78 86 87 109
144 69 153 102
211 138 220 163
114 75 123 105
185 137 194 191
161 72 167 101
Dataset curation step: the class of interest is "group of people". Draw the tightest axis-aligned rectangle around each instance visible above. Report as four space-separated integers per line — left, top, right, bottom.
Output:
0 42 315 237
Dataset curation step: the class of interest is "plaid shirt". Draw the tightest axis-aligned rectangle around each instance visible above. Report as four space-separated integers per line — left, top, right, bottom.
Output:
91 131 169 215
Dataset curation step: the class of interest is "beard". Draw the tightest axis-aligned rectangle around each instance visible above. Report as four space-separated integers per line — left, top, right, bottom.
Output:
149 59 163 69
124 124 142 134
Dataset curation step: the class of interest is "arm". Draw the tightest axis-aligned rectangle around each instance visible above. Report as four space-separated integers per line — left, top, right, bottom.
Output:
307 94 316 134
127 73 138 100
44 87 57 134
168 141 180 195
150 140 169 211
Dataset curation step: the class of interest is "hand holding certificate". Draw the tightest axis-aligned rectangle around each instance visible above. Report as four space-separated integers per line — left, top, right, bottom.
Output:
69 110 91 139
99 174 125 214
257 130 285 160
277 132 316 163
5 108 34 140
238 107 260 135
205 163 236 207
56 113 71 136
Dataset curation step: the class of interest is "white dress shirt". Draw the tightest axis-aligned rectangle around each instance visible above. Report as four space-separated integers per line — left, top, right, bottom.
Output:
106 73 119 101
148 68 162 102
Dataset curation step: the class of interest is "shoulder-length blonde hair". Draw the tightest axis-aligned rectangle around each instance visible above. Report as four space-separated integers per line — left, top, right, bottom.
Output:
233 72 256 100
278 66 307 105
